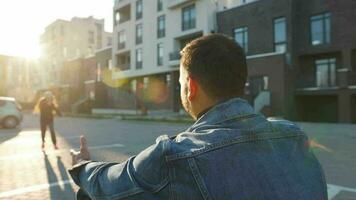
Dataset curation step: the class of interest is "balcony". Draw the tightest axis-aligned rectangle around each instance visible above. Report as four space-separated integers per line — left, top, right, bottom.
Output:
117 63 130 71
114 0 127 7
116 52 130 70
338 69 356 87
296 69 356 90
169 51 181 61
118 42 125 50
296 75 337 90
167 0 194 9
114 4 131 25
168 51 181 66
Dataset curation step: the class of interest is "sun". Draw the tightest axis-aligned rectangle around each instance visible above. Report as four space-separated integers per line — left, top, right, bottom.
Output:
0 35 42 59
17 43 42 59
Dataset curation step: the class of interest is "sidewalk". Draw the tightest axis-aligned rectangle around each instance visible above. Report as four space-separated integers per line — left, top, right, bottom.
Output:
66 109 194 123
0 129 78 200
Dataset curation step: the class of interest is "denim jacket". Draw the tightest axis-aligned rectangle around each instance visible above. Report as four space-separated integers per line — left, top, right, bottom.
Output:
69 98 327 200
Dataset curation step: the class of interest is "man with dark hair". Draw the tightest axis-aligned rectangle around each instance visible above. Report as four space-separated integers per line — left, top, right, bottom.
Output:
69 34 327 200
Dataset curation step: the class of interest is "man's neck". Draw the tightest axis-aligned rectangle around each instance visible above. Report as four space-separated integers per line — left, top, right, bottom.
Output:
196 105 214 119
196 97 235 119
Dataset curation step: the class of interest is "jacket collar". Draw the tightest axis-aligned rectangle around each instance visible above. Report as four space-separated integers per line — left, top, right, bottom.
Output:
187 98 255 132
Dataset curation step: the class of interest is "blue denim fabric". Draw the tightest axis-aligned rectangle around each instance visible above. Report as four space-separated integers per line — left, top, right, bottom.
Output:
69 98 327 200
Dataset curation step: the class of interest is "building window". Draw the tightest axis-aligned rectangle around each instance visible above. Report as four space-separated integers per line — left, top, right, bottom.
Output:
118 31 126 50
107 37 112 46
88 31 95 44
136 24 143 44
136 0 143 20
274 17 287 52
234 27 248 53
311 12 331 45
316 58 336 87
157 15 165 38
157 0 163 12
157 43 163 66
136 48 143 69
116 53 130 70
182 4 196 31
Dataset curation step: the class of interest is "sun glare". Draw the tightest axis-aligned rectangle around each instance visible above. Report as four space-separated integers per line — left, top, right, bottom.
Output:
18 43 42 59
0 37 41 59
0 0 113 59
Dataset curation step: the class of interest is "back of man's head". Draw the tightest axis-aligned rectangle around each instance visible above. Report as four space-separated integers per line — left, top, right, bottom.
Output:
180 34 247 101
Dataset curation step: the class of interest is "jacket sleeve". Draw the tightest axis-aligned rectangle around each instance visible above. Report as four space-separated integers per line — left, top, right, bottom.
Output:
68 135 171 200
53 105 62 116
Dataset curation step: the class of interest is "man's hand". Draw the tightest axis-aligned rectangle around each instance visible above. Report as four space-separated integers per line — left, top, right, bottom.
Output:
70 136 91 166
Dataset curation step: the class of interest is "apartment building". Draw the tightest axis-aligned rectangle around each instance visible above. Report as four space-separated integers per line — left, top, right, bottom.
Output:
0 55 42 103
40 16 112 86
217 0 356 123
111 0 246 111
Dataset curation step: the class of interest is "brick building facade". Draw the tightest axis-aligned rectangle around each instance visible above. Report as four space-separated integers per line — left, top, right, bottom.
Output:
217 0 356 123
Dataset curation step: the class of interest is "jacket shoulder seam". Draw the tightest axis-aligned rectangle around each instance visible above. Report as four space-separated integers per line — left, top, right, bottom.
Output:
166 131 305 161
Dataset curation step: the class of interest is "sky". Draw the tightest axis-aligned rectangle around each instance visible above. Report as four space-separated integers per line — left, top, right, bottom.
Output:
0 0 114 58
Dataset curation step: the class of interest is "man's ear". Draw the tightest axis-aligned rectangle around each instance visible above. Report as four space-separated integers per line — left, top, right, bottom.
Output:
187 76 197 101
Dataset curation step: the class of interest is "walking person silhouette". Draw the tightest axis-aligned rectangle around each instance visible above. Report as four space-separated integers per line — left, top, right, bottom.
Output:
36 91 62 150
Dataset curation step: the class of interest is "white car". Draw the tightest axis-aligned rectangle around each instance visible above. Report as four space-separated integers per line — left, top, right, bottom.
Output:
0 97 23 129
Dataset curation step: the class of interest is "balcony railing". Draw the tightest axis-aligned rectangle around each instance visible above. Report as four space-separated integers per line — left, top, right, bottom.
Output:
339 69 356 87
118 42 125 50
296 70 356 89
167 0 192 9
169 51 181 61
117 63 130 70
114 0 126 6
296 75 337 89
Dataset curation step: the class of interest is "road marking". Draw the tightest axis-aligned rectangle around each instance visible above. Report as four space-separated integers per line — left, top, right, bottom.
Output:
0 129 81 143
0 179 73 198
0 143 124 161
62 135 82 140
327 184 356 200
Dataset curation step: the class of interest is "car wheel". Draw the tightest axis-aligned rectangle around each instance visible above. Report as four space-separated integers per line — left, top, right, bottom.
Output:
3 117 18 129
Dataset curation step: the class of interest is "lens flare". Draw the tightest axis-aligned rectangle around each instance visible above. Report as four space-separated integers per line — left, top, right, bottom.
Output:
141 77 169 104
102 68 128 88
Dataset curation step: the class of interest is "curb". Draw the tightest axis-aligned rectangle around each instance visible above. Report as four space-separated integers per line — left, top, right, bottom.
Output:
62 113 193 123
118 115 193 123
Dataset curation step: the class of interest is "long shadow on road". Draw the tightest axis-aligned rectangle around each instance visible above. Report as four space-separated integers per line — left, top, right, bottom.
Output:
44 154 75 200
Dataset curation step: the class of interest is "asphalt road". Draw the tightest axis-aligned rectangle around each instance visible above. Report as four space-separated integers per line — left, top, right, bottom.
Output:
0 114 355 199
